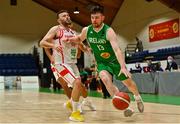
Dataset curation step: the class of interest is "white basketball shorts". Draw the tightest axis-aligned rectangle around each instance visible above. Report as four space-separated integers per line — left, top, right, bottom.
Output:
51 63 80 87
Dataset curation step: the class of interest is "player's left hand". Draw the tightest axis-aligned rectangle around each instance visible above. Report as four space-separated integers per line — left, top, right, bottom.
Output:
118 68 132 78
86 47 92 54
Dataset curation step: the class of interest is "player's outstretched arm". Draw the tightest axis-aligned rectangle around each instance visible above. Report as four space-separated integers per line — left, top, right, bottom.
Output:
40 26 58 48
68 27 88 43
107 28 132 78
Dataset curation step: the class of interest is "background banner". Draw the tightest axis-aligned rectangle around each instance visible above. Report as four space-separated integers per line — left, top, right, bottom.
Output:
149 18 179 42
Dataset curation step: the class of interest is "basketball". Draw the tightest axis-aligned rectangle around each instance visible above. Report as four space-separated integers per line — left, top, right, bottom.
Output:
112 92 130 110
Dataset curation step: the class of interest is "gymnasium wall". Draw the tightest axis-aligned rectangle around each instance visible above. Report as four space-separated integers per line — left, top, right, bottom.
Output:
0 0 53 53
0 0 180 67
111 0 180 53
0 0 82 54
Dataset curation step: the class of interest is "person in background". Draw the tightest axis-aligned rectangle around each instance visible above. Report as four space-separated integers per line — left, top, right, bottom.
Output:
100 78 111 99
144 60 153 73
135 63 142 73
155 62 164 72
165 56 178 71
80 67 88 88
135 37 143 52
15 76 21 89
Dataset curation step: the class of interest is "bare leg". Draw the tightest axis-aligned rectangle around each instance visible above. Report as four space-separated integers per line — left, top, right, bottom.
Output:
69 78 84 122
71 78 81 103
122 78 139 96
80 84 96 111
57 77 72 99
99 70 119 97
99 70 135 117
122 78 144 113
80 84 88 98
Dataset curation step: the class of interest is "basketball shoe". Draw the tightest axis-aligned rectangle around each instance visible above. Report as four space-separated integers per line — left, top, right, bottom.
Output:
64 100 72 112
123 107 134 117
64 100 83 113
134 95 144 113
69 110 84 122
82 100 96 111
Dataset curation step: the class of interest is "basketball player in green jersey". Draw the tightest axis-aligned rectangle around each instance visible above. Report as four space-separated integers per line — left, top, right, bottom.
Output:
67 5 144 117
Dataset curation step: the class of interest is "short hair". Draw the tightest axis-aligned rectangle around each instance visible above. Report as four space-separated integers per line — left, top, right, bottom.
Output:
90 5 104 14
57 10 69 19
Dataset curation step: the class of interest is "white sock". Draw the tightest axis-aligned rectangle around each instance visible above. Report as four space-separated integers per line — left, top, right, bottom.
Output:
70 98 72 102
126 106 133 110
134 95 142 101
72 100 79 112
83 97 88 101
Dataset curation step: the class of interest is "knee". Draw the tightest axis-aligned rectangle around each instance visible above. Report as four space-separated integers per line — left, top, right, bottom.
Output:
74 78 82 88
99 71 109 85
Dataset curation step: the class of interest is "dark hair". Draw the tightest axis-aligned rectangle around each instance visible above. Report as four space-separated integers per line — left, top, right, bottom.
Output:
90 5 104 14
57 10 69 19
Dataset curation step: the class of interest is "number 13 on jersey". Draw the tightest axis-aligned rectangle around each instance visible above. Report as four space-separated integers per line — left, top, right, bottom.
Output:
97 45 104 51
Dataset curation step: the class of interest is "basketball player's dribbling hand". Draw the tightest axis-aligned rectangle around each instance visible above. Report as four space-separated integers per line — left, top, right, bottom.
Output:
119 68 132 78
61 37 70 43
86 47 92 54
55 45 63 54
62 37 77 46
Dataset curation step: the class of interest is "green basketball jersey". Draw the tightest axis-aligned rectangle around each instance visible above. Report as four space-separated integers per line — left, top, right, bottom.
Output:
87 24 117 64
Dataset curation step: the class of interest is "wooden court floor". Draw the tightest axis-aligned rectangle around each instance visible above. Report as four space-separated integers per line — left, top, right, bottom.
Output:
0 90 180 124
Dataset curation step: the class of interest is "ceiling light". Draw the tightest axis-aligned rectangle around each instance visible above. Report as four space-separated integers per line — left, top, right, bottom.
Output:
73 7 80 14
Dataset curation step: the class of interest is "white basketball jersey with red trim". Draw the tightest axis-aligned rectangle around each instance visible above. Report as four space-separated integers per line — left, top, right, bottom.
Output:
53 27 78 64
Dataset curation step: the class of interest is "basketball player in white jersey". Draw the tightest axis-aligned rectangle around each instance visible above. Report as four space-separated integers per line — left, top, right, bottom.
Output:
40 10 95 122
44 45 96 112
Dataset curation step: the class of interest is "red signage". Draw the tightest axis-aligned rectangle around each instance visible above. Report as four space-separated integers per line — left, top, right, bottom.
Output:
149 18 179 42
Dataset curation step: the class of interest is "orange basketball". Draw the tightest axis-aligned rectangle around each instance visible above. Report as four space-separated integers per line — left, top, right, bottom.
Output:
112 92 130 110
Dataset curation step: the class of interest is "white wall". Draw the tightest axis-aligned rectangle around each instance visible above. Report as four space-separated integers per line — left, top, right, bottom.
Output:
111 0 180 52
0 0 53 53
0 0 82 54
0 0 82 64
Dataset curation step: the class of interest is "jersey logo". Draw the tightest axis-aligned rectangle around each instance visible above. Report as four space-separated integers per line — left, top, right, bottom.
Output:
100 52 110 59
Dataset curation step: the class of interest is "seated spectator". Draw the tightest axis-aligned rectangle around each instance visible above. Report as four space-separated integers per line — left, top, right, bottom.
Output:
143 66 150 73
165 56 178 71
135 62 142 73
155 62 164 72
130 63 142 73
146 60 153 72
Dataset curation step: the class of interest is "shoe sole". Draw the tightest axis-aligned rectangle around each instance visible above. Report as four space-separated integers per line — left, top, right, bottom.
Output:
69 117 84 122
83 101 96 111
124 109 134 117
137 102 144 113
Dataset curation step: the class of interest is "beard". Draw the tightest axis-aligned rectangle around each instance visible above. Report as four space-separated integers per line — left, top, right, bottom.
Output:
92 22 103 28
66 19 72 25
62 19 72 27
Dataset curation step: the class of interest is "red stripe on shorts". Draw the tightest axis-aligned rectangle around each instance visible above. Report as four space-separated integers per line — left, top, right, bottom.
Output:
59 68 69 77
